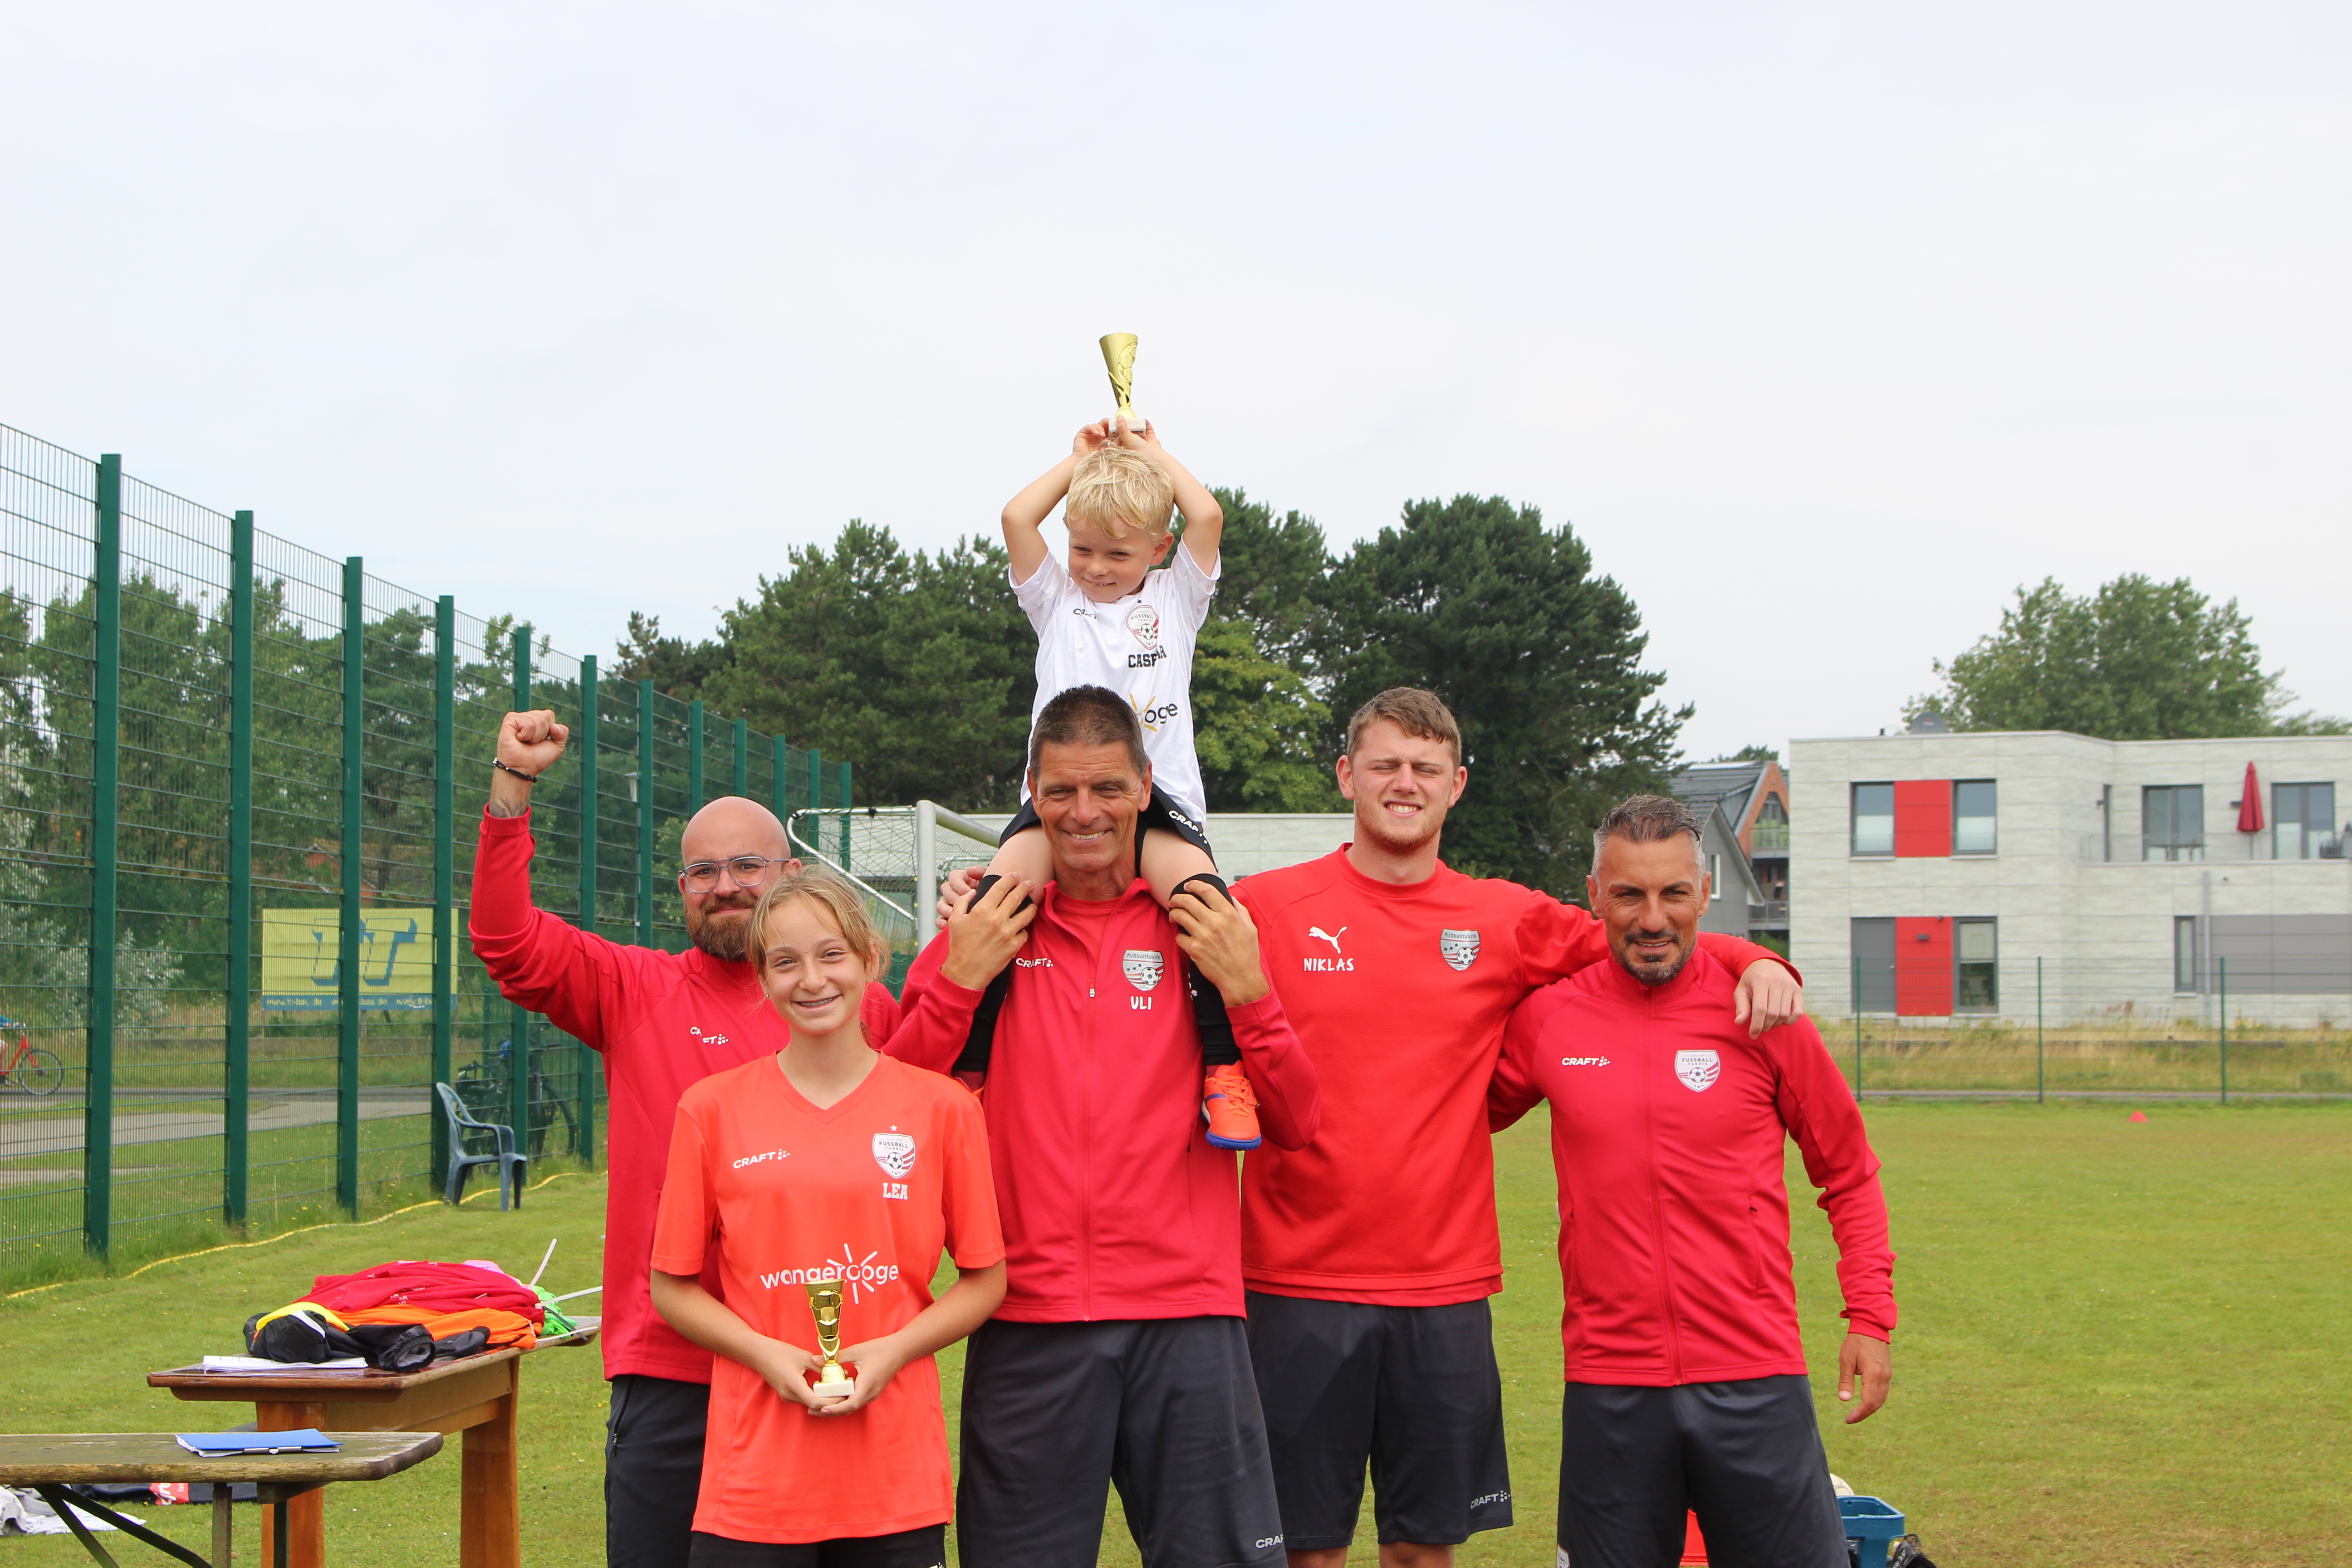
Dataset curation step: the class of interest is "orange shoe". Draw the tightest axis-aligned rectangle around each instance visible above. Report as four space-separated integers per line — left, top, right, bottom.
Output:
1202 1063 1261 1150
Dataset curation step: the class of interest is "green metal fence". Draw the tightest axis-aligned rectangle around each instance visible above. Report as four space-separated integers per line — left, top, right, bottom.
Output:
0 425 853 1276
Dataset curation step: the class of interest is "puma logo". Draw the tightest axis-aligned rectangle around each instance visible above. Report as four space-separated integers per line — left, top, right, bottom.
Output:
1309 926 1347 956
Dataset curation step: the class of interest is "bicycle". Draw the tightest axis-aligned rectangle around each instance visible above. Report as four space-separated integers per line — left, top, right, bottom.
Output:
0 1019 64 1096
455 1041 579 1159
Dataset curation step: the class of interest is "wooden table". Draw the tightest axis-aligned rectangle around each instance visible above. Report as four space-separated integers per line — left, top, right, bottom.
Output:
147 1323 596 1568
0 1431 441 1568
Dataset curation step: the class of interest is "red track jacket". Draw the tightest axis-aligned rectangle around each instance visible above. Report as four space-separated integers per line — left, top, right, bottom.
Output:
468 809 902 1383
887 879 1321 1323
1490 946 1895 1386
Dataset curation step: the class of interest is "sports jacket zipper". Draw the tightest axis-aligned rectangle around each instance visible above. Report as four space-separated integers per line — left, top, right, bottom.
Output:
1642 985 1686 1382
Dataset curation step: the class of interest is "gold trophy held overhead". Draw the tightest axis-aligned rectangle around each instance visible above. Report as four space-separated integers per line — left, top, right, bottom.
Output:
804 1281 854 1399
1100 333 1145 432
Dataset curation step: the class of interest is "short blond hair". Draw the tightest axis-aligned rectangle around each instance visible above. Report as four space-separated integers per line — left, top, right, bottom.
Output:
747 866 887 981
1066 445 1175 539
1345 687 1462 766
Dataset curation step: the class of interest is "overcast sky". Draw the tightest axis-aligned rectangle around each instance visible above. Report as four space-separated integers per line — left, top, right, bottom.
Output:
6 3 2347 764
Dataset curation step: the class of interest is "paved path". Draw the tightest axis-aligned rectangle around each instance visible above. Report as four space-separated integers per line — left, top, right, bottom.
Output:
0 1089 431 1161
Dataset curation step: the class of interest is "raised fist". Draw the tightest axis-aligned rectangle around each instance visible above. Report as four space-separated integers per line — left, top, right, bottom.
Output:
498 710 570 777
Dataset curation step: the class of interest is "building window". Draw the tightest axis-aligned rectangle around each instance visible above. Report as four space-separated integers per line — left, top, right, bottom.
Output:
1851 918 1896 1013
2142 784 2205 862
1952 780 1997 855
1852 784 1894 856
1954 919 1997 1011
1752 795 1788 851
2274 782 2339 861
1707 852 1721 901
2174 915 2200 994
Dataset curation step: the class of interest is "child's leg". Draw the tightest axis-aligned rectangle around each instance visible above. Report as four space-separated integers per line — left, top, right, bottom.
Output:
955 826 1051 1082
1145 827 1261 1150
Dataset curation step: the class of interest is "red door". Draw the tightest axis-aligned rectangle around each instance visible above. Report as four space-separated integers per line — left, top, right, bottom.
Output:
1895 916 1952 1015
1893 779 1951 857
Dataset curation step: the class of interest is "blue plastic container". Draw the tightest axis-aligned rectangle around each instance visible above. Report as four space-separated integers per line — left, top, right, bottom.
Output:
1840 1495 1906 1567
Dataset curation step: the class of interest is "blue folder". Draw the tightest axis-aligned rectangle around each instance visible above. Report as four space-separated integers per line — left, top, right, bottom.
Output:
175 1429 341 1455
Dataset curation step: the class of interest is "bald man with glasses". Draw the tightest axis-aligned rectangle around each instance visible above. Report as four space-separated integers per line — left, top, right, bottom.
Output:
469 709 902 1568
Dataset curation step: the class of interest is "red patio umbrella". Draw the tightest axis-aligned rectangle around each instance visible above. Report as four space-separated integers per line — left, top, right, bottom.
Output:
2236 761 2264 833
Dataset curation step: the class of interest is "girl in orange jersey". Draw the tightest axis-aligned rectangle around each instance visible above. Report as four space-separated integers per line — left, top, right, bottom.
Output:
650 869 1005 1568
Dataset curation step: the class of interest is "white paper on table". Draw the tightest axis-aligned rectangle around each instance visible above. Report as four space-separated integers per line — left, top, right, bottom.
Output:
199 1354 367 1372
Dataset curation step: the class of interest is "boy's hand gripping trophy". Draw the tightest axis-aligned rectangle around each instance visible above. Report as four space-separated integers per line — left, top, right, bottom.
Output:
804 1281 853 1398
1100 333 1143 432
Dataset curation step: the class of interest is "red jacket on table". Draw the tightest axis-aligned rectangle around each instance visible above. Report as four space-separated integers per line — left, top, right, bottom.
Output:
1235 849 1797 1307
467 808 902 1383
1489 946 1896 1387
886 878 1320 1323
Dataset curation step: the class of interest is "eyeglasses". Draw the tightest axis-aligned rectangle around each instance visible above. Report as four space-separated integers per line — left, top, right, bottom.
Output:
681 855 786 892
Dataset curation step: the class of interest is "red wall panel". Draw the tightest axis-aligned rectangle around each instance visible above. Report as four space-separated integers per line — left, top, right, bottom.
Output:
1894 916 1953 1015
1893 779 1951 858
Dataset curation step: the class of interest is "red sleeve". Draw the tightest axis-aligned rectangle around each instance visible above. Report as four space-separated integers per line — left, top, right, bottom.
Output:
467 808 654 1051
1490 985 1564 1131
1225 977 1320 1151
1770 1019 1896 1340
883 938 985 1075
648 1102 716 1276
939 1090 1005 1271
1514 888 1802 987
861 980 901 1049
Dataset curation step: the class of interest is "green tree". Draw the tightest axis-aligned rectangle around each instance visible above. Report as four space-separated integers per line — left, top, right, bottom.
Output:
1315 495 1685 894
612 612 730 700
1906 575 2347 739
696 523 1037 812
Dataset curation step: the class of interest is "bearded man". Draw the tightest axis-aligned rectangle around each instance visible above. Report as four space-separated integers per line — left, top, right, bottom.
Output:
468 708 900 1568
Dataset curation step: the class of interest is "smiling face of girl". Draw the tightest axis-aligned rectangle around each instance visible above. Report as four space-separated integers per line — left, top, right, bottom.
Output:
755 895 876 1041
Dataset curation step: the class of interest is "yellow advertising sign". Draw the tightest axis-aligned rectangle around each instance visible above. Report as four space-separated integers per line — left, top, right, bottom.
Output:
260 907 436 1012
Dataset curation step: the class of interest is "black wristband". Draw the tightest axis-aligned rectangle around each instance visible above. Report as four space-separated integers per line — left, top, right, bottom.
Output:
491 758 537 784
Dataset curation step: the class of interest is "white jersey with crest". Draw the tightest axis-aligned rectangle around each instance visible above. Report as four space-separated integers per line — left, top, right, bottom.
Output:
1012 544 1219 823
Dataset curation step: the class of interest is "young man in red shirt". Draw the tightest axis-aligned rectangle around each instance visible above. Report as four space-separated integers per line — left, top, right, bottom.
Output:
1228 690 1804 1568
1490 794 1895 1568
887 685 1321 1568
468 709 900 1568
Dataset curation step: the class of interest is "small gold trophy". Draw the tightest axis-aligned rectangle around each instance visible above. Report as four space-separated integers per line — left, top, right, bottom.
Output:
1099 333 1143 431
804 1281 854 1398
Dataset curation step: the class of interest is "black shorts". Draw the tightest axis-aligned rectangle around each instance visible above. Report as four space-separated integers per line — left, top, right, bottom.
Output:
955 1316 1285 1568
1245 1292 1513 1550
686 1527 945 1568
1001 794 1216 868
607 1373 709 1568
1556 1376 1847 1568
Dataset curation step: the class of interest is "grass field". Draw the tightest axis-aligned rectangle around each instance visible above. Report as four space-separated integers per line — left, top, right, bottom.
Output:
3 1102 2345 1566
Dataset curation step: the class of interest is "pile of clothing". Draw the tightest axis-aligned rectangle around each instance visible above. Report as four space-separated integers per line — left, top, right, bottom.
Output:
245 1259 546 1372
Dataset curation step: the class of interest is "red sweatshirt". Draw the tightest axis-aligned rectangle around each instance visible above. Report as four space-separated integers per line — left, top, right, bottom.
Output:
1490 946 1895 1386
467 809 902 1383
886 878 1320 1323
1235 850 1793 1306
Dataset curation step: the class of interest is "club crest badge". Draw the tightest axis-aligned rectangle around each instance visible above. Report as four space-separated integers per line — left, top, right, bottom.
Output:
1439 929 1481 972
1126 603 1162 650
1122 949 1165 991
1675 1050 1720 1093
872 1133 916 1179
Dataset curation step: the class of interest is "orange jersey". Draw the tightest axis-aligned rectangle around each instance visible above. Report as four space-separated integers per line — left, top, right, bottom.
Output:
651 1054 1003 1544
1235 849 1790 1306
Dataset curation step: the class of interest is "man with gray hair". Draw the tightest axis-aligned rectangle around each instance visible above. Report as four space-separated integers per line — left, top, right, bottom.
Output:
1490 794 1896 1568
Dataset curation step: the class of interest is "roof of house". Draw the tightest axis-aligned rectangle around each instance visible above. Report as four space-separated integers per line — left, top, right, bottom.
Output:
1671 761 1770 825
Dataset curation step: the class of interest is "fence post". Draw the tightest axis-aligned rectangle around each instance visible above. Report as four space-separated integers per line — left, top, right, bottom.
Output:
85 454 122 1257
431 596 455 1190
337 557 365 1216
771 733 789 821
732 716 747 798
2035 956 2044 1105
1850 955 1862 1099
916 803 938 952
808 747 824 852
637 678 655 948
576 655 599 1167
688 698 705 811
225 511 255 1223
510 625 534 1149
838 760 853 866
2218 956 2228 1104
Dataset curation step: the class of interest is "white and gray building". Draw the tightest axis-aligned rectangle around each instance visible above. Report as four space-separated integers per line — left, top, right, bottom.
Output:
1788 727 2352 1026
